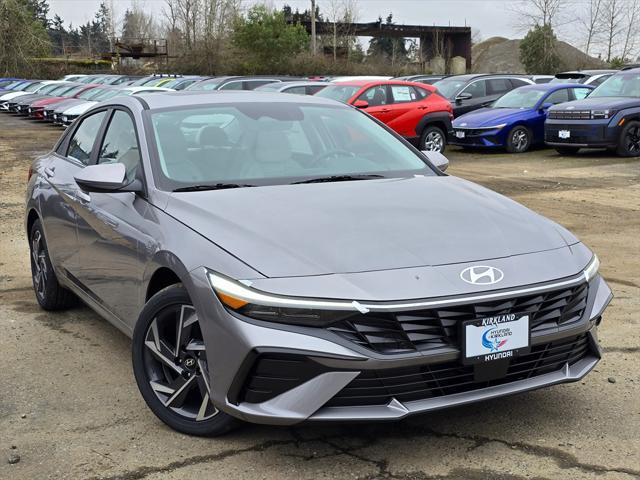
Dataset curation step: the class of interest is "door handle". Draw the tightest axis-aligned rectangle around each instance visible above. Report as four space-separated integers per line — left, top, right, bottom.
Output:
44 167 55 178
381 108 391 113
76 190 91 203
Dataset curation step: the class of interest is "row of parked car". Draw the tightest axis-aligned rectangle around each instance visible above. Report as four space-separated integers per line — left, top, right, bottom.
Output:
1 67 639 156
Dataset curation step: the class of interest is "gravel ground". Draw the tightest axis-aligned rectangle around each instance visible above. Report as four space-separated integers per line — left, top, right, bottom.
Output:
0 114 638 480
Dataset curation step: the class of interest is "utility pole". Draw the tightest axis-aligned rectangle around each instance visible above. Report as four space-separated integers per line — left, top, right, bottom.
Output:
311 0 317 55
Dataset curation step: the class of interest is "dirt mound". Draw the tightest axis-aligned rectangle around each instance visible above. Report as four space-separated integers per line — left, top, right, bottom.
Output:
472 37 606 73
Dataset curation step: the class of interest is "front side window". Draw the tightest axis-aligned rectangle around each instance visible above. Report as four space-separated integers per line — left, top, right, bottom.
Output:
148 103 433 190
219 81 244 91
66 111 107 164
462 80 486 98
98 111 141 182
359 86 389 106
283 86 306 95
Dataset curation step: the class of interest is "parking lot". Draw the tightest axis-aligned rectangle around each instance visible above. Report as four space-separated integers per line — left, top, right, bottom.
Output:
0 113 638 479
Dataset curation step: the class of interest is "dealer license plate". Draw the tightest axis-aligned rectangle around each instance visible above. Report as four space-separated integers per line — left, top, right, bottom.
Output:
462 314 530 365
558 130 571 139
455 130 466 139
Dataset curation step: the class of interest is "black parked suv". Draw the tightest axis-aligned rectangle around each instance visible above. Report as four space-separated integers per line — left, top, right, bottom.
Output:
545 68 640 156
432 74 534 117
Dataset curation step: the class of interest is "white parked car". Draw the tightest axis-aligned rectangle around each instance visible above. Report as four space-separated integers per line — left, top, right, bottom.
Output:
58 86 174 126
0 81 64 110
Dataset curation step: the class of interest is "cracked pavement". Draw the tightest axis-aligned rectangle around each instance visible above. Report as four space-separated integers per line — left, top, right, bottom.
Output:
0 115 638 479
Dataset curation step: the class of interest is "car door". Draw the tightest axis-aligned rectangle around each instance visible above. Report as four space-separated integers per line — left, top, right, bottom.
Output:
73 108 148 324
358 85 393 123
38 110 108 278
454 79 488 116
387 84 422 137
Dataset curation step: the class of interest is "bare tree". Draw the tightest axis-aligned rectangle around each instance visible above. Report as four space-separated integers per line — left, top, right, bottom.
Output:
513 0 564 29
621 0 640 61
600 0 624 62
579 0 603 56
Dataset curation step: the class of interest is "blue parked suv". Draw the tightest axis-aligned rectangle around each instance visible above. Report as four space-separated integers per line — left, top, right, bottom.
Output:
450 83 593 153
545 68 640 156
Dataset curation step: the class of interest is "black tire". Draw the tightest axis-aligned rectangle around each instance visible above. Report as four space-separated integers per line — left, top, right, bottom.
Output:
505 126 531 153
132 284 240 436
419 125 446 153
29 219 76 310
554 147 580 156
616 120 640 157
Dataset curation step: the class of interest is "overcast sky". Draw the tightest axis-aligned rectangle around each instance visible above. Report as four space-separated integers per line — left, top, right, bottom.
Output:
47 0 521 39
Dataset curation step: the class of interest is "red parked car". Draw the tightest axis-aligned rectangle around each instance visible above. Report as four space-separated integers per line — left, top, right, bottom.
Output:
28 84 100 120
316 80 453 152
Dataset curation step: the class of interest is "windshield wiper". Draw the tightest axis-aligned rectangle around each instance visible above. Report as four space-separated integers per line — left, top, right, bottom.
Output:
292 174 385 185
172 183 254 192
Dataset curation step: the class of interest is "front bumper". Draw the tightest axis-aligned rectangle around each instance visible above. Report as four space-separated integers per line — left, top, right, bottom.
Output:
449 126 507 148
545 119 620 148
189 267 612 426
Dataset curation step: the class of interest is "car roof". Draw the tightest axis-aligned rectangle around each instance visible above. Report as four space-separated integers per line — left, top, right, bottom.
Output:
329 80 435 88
106 90 350 110
514 82 595 92
556 70 618 77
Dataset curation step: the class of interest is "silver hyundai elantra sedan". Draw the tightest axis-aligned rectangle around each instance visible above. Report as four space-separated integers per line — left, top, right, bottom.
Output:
25 91 612 436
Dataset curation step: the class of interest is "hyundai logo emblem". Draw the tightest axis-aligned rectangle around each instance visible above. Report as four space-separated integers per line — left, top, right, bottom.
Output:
460 266 504 285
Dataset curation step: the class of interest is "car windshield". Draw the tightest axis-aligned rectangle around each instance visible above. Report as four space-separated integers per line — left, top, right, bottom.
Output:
24 82 44 92
432 78 468 99
148 103 433 190
61 85 85 97
187 80 224 91
38 84 65 94
492 89 546 109
589 73 640 97
314 85 361 103
48 85 73 96
77 87 102 99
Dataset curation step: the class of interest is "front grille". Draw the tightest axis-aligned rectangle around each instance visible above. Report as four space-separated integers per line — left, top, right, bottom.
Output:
327 283 588 354
548 110 591 120
326 334 591 407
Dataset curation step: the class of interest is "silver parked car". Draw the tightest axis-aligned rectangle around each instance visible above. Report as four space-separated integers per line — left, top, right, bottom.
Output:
26 91 612 436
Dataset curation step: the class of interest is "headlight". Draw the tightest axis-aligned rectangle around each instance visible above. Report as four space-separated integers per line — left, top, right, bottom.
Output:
207 272 365 326
583 254 600 282
591 110 615 119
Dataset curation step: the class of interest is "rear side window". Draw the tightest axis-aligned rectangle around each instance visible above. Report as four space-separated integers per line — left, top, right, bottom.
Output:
545 88 570 104
283 86 306 95
66 111 107 164
98 110 141 182
510 78 531 88
390 85 418 103
487 78 512 94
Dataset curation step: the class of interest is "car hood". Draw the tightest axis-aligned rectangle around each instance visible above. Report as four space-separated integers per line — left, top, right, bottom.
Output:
0 91 32 101
549 96 638 111
52 98 85 112
65 101 96 115
454 108 527 127
165 176 577 278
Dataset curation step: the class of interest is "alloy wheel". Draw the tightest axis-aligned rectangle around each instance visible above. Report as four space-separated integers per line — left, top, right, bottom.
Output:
625 125 640 153
512 129 529 152
143 304 218 422
423 131 444 152
31 230 48 299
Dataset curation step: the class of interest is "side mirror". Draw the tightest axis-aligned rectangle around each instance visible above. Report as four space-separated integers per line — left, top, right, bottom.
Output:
422 151 449 172
455 92 473 103
353 99 369 109
74 163 136 193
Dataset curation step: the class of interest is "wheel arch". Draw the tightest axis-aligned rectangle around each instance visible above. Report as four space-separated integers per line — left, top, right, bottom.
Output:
143 251 192 302
416 111 451 137
26 208 40 236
